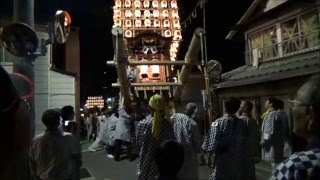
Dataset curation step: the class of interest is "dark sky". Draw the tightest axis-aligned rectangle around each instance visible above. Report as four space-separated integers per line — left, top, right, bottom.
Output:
1 0 253 103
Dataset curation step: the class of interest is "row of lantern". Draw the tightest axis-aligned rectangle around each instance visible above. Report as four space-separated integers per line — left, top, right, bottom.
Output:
115 0 178 9
170 41 180 61
114 9 179 19
139 59 161 78
124 29 181 40
114 19 181 29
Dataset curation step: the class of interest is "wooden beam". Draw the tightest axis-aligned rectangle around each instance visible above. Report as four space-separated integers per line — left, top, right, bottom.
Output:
112 82 182 87
106 60 196 66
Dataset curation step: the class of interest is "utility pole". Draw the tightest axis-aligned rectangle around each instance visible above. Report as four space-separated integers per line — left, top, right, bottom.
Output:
13 0 36 137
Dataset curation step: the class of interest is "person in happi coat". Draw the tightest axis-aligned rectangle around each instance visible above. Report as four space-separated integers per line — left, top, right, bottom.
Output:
170 103 200 180
239 100 258 180
202 97 250 180
261 97 286 167
274 99 292 159
114 99 135 161
135 94 176 180
270 74 320 180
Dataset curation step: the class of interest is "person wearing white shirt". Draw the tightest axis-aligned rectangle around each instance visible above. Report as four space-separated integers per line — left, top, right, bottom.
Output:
29 109 82 180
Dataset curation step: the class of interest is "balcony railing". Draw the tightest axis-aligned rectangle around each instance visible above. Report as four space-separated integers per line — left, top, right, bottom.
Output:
245 30 320 64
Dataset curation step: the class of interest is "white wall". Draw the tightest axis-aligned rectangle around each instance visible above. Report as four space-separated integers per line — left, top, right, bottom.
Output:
1 30 76 135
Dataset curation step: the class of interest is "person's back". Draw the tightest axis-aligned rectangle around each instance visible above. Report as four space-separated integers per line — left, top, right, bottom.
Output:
202 97 250 180
29 109 81 180
155 140 184 180
30 131 78 179
170 111 200 180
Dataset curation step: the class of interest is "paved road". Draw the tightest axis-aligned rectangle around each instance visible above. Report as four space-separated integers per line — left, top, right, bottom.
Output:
82 150 210 180
82 150 272 180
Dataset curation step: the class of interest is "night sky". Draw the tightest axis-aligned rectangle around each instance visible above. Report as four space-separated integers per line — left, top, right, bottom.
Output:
1 0 253 104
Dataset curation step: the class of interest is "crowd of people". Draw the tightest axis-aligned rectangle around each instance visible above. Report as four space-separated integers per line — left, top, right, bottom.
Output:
1 62 320 180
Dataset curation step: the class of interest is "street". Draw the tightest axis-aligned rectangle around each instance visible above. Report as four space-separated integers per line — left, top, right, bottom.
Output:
81 150 271 180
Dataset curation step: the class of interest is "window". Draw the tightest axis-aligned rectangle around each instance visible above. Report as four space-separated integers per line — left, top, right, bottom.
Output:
281 18 300 54
299 10 320 49
246 7 320 64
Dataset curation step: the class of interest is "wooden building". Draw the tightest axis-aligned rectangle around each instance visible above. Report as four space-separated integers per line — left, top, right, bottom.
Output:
0 21 80 134
213 0 320 123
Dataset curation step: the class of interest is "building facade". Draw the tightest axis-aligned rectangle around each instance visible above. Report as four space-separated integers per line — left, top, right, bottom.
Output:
0 22 80 134
213 0 320 125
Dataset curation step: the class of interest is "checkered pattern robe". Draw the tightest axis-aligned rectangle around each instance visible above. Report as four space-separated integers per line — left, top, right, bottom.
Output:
135 117 176 180
170 113 200 180
202 115 250 180
270 149 320 180
261 111 285 163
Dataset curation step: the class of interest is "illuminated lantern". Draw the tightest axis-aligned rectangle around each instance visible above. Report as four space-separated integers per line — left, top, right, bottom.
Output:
140 59 148 79
154 20 160 27
135 10 141 17
143 0 150 8
115 0 121 8
125 20 132 27
125 10 132 18
173 20 180 29
125 30 133 37
174 30 182 40
164 30 172 37
114 19 121 27
172 10 179 19
162 10 169 18
152 0 159 8
114 9 121 18
144 10 151 18
171 0 177 8
153 10 159 18
134 0 141 8
161 0 168 8
144 19 151 27
151 59 160 77
163 20 170 28
125 0 131 8
135 20 142 27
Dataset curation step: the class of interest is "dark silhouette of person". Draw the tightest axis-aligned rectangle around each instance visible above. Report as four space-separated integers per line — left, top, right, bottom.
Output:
155 140 185 180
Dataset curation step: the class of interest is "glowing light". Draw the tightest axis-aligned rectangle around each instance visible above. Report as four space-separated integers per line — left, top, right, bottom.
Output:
134 0 141 8
164 30 172 37
125 30 133 37
144 19 151 27
172 10 179 19
125 20 132 27
154 20 160 27
125 0 131 8
140 59 148 79
173 20 180 29
151 59 160 77
144 10 151 18
161 0 168 8
143 0 150 8
173 30 182 40
153 10 160 18
171 0 178 8
135 20 142 27
115 0 121 8
114 9 121 18
125 10 132 18
152 0 159 8
114 19 121 27
135 10 141 17
163 20 170 28
162 10 169 18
